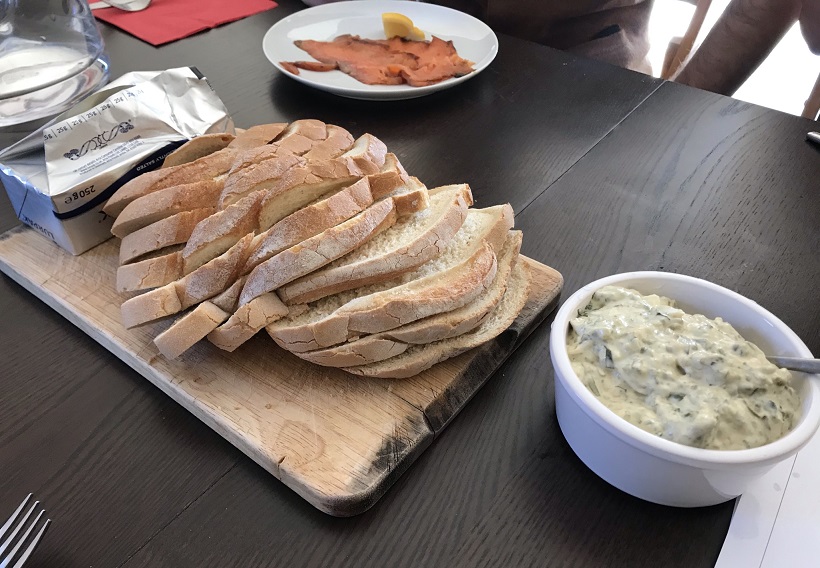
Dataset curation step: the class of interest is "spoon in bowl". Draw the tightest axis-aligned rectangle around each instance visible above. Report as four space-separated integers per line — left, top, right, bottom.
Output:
768 356 820 374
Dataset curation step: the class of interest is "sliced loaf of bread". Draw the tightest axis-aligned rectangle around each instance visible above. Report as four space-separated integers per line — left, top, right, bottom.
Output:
278 184 473 305
344 259 531 378
266 204 514 353
296 230 522 367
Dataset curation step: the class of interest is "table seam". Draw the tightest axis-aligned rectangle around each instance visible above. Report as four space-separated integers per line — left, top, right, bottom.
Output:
515 79 667 219
115 461 239 568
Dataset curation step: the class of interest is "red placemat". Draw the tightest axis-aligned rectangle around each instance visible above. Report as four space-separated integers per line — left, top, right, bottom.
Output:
94 0 278 46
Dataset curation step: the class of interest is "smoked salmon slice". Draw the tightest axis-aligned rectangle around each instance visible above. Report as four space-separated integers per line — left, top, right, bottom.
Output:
281 34 474 87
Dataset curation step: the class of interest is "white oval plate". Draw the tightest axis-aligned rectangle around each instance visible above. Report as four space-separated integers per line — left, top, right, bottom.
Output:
262 1 499 100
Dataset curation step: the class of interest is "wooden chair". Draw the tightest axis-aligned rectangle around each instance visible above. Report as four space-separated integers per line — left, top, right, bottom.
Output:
802 72 820 120
661 0 712 80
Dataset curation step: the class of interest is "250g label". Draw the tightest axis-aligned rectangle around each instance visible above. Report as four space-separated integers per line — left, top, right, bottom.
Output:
64 185 95 204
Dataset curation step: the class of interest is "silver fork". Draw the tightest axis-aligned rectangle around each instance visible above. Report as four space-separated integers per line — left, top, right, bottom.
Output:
0 495 51 568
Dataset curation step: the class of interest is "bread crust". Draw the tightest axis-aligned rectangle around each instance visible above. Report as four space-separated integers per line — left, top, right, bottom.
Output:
120 234 253 328
296 231 522 367
278 184 472 305
104 148 238 217
119 207 215 265
227 123 288 149
207 293 288 352
239 198 400 306
267 241 498 353
154 302 229 359
111 179 224 238
117 250 183 292
181 191 265 274
161 133 235 169
345 260 532 378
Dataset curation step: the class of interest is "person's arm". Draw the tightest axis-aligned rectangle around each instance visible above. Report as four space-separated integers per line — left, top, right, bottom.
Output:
801 0 820 53
674 0 802 95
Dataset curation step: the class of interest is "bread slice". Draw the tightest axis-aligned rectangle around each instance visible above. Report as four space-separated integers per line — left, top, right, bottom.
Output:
344 259 531 378
117 249 183 292
243 175 425 273
278 184 473 305
181 191 264 274
161 133 235 169
265 205 513 353
217 121 348 206
340 133 388 173
227 123 288 149
302 124 355 162
119 207 215 265
206 293 288 352
276 119 328 142
104 148 239 218
154 302 230 359
296 231 522 367
220 152 307 206
219 134 387 210
238 197 401 306
268 240 498 353
121 234 253 328
255 142 399 231
111 179 224 238
209 276 246 312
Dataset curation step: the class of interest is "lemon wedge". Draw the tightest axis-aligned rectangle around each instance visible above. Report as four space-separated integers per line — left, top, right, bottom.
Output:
382 12 425 41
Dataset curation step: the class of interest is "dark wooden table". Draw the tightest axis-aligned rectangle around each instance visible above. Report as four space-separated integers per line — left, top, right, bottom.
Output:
1 2 819 566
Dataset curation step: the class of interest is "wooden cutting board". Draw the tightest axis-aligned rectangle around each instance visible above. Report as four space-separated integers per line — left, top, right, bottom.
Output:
0 226 562 516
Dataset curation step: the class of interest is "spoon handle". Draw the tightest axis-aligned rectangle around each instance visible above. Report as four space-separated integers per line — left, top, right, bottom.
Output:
768 356 820 374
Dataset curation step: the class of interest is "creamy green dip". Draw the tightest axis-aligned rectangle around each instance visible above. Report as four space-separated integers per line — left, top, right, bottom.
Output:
567 285 800 450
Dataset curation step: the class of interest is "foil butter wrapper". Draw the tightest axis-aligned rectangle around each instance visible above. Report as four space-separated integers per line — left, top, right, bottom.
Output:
0 67 234 255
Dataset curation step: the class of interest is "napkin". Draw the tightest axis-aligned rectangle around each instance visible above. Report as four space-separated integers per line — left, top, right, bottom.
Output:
94 0 278 46
715 429 820 568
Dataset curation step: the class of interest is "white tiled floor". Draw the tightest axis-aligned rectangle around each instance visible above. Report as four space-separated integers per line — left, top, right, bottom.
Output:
647 0 820 118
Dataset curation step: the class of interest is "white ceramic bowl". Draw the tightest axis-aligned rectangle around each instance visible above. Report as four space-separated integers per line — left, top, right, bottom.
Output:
549 271 820 507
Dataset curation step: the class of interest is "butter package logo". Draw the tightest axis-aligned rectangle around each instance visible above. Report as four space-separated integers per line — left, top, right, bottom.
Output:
0 67 234 255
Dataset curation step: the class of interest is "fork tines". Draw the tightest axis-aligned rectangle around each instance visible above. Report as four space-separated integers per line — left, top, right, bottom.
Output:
0 494 51 568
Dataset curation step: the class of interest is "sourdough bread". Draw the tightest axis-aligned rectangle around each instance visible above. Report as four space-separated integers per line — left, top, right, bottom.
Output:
111 179 224 238
104 148 238 217
238 198 400 306
154 302 229 359
345 259 532 378
266 204 513 353
243 175 425 273
296 231 522 367
119 207 214 265
278 184 472 305
181 191 264 274
161 133 235 169
121 234 253 328
206 293 288 352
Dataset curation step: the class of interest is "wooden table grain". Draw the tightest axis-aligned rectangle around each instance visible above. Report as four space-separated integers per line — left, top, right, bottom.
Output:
1 1 818 566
